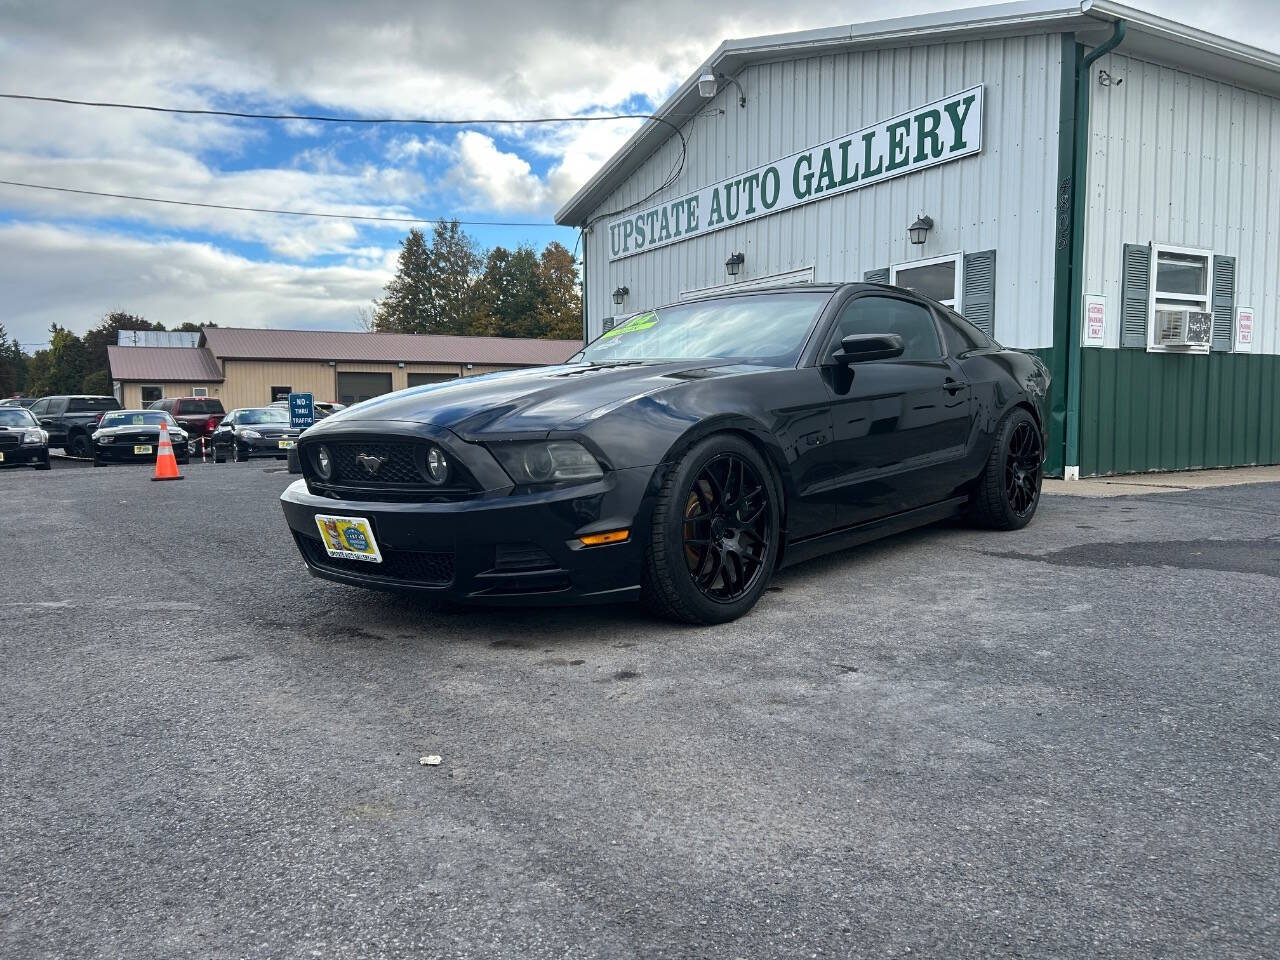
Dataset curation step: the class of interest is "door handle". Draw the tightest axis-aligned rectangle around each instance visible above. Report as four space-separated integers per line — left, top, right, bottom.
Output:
943 380 969 393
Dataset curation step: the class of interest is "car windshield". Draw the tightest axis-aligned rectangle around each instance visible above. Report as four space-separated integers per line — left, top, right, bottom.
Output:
575 292 832 366
237 408 289 424
0 408 36 427
99 412 176 428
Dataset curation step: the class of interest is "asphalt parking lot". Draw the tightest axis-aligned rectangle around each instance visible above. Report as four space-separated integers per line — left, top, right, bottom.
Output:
1 459 1277 959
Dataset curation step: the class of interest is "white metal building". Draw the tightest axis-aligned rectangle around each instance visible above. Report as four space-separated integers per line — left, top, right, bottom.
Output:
556 0 1280 477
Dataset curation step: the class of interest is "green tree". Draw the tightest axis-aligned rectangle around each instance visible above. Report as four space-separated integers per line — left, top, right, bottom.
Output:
371 228 433 334
471 245 542 338
0 322 17 397
172 321 215 333
26 325 88 396
372 223 483 335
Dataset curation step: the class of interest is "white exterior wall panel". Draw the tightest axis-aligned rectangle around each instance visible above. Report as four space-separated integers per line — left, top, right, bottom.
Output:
582 35 1064 349
1084 51 1280 355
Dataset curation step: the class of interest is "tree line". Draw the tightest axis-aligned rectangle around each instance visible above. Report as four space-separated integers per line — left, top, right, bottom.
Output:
0 314 207 400
369 223 582 340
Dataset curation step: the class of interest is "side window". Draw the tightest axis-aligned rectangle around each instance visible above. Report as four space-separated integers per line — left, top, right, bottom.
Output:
29 399 48 416
48 398 68 415
937 308 994 355
835 296 942 361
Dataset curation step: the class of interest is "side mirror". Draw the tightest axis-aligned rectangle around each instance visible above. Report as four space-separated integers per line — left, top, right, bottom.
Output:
832 333 905 364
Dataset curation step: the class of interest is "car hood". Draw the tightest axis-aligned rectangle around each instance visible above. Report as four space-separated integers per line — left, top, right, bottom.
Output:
310 361 752 437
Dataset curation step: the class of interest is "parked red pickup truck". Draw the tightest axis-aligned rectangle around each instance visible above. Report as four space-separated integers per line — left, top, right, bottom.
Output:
148 396 226 455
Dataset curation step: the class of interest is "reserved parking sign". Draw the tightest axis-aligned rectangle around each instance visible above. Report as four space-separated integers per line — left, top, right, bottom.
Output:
289 392 314 429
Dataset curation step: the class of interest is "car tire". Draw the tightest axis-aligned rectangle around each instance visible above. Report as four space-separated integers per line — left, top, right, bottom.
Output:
233 442 247 463
67 432 92 457
640 434 780 625
968 407 1044 531
34 458 51 471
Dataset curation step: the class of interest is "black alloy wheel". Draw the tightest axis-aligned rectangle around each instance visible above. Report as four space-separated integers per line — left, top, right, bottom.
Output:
969 407 1043 531
681 454 772 603
642 434 780 624
67 432 92 457
1005 420 1042 517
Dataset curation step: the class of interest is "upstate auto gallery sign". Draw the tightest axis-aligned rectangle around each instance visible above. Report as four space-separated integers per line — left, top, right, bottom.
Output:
607 85 983 261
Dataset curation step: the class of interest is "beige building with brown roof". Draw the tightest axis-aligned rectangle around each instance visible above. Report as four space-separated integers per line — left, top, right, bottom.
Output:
108 327 583 410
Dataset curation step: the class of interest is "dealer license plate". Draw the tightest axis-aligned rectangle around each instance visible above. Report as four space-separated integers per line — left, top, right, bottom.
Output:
278 439 296 449
133 445 153 455
315 514 382 563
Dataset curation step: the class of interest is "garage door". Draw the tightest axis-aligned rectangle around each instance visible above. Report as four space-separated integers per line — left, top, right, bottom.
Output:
336 372 393 405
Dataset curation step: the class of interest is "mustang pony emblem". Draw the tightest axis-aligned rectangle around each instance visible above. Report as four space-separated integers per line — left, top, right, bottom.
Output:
356 453 386 476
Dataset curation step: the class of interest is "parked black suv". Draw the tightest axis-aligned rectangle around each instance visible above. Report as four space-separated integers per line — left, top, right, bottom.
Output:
27 395 122 457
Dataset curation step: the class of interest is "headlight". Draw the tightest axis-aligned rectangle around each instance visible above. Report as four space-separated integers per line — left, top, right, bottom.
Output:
424 445 449 485
21 429 43 444
98 434 114 444
491 441 603 485
314 444 333 480
237 428 262 439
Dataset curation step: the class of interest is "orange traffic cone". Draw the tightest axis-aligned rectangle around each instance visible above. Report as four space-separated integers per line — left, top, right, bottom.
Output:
151 420 184 482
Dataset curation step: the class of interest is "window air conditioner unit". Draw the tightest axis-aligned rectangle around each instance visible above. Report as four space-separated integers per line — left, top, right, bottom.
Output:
1154 309 1212 347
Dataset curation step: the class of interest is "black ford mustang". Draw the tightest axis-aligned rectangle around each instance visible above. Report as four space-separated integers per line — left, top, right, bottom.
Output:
281 283 1050 623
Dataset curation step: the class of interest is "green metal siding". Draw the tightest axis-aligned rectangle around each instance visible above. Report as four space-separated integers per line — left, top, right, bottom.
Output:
1079 350 1280 476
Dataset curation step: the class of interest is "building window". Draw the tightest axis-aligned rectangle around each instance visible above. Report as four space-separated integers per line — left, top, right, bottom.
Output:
141 385 162 404
191 386 208 397
270 385 292 402
891 253 961 308
1148 243 1212 352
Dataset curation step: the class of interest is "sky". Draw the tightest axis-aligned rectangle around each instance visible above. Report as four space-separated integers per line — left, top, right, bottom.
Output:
0 0 1274 348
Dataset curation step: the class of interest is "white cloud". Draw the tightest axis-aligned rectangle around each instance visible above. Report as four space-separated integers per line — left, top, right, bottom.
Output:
0 223 392 343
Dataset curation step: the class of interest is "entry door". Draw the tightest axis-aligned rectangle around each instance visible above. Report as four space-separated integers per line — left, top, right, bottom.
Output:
336 372 393 405
819 294 972 528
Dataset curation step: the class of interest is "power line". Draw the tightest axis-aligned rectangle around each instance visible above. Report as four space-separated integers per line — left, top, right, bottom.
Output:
0 179 555 228
0 92 692 225
0 92 655 128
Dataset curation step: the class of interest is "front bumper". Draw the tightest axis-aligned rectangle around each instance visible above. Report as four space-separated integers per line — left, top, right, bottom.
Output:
239 435 298 457
279 463 657 606
94 442 188 462
0 443 48 466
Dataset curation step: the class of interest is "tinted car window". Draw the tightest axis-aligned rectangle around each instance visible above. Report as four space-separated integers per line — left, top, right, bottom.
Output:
834 296 942 361
236 408 289 424
149 398 172 411
28 399 48 416
68 396 120 412
0 408 37 427
937 307 997 354
177 399 224 414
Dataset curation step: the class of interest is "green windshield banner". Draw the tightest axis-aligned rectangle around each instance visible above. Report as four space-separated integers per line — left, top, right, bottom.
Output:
607 85 983 262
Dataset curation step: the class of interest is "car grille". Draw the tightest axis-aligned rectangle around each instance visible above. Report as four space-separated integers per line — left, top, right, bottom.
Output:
0 434 21 451
298 535 455 586
300 437 475 502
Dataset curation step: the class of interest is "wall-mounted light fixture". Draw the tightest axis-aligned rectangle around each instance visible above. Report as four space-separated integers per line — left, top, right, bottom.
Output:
724 252 745 277
697 71 746 108
908 215 934 246
327 360 336 367
397 361 405 368
612 285 629 306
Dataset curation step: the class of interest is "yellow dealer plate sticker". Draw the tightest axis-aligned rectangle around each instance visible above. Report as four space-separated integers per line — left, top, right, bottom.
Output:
0 452 5 462
278 439 295 449
315 514 382 563
133 445 153 455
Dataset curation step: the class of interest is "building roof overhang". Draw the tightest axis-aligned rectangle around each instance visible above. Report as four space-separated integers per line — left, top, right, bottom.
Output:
555 0 1280 227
